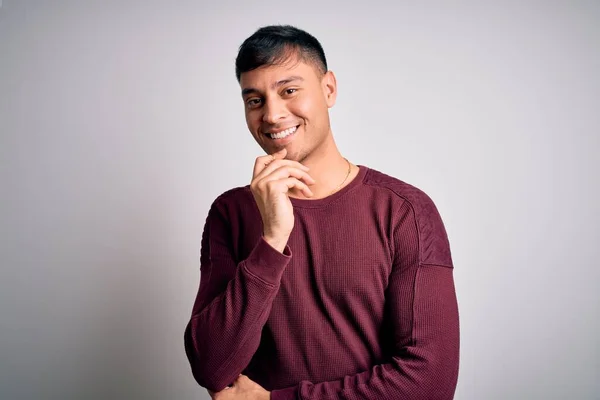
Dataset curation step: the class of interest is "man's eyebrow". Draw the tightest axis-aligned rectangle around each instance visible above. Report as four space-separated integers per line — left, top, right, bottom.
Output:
272 76 304 89
241 76 304 97
241 87 258 97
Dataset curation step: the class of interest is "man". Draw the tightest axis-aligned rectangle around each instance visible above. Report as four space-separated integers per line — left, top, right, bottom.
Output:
184 25 459 399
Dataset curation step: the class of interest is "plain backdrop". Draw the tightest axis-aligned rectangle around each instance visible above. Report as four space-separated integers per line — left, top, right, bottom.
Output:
1 1 599 399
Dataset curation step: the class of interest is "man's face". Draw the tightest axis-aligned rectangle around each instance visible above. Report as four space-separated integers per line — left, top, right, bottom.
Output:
239 54 337 162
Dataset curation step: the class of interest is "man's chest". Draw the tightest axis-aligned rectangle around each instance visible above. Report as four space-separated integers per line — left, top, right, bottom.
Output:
279 211 394 308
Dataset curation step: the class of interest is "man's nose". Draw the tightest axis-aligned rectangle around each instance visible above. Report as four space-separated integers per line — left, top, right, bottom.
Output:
262 98 288 124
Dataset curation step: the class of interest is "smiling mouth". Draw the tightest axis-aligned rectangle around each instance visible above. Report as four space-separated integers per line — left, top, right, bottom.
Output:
265 125 299 139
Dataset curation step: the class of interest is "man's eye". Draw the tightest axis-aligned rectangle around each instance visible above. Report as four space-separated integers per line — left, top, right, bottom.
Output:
285 88 297 95
247 98 262 107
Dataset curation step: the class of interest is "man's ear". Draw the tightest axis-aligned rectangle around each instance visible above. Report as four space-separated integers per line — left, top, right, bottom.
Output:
322 70 337 108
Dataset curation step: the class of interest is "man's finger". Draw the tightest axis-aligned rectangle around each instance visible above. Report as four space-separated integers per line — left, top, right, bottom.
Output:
253 148 287 177
253 161 311 186
256 166 314 188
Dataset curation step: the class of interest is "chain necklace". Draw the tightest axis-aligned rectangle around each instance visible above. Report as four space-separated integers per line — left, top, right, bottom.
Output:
329 158 352 196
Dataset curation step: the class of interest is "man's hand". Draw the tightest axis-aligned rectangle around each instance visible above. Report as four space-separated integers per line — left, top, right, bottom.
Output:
207 374 270 400
250 148 315 253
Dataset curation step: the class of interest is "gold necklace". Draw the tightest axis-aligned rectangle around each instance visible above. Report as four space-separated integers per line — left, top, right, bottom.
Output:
329 158 352 195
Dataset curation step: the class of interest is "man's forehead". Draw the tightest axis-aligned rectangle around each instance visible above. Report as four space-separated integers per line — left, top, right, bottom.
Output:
239 58 318 88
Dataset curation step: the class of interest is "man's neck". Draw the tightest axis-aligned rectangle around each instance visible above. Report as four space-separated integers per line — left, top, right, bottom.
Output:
289 145 357 200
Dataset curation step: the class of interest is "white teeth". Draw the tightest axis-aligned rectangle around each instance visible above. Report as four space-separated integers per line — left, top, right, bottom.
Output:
268 125 297 139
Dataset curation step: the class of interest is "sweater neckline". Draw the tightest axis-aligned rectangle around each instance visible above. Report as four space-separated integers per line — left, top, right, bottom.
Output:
289 164 368 208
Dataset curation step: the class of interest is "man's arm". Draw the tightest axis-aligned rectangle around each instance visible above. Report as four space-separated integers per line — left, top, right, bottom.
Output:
184 197 292 392
270 196 460 400
270 265 459 399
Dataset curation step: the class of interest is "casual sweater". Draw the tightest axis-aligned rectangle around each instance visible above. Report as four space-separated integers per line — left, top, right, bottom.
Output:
184 165 460 399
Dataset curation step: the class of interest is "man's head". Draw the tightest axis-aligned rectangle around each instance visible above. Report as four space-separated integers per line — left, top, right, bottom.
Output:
236 25 337 162
235 25 327 82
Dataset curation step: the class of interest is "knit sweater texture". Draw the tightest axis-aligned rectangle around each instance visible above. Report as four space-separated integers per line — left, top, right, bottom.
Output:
184 165 460 399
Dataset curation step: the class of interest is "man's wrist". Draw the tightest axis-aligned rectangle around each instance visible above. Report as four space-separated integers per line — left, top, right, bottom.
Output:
263 235 288 254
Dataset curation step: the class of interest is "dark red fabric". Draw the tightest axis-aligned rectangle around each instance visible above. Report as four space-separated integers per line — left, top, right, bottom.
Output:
184 165 460 399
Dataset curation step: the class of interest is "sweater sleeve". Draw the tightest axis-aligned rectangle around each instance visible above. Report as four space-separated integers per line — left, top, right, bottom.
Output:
270 197 460 400
184 198 292 392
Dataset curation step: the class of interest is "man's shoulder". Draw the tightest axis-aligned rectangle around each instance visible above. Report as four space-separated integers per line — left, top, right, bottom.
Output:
362 165 435 209
363 165 452 267
210 184 253 208
213 184 251 203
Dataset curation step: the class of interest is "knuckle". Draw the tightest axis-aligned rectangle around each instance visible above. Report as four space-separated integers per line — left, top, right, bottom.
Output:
269 160 281 169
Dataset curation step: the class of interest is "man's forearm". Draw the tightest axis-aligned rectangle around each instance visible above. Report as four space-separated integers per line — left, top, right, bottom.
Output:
185 234 292 391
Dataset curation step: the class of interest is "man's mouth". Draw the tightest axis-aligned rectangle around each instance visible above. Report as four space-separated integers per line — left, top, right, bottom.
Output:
265 125 299 139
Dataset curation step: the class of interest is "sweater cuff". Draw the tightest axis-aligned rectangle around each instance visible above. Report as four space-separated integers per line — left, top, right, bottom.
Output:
270 385 298 400
243 236 292 285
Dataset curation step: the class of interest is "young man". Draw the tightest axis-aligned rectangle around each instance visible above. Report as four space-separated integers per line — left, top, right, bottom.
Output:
184 25 460 400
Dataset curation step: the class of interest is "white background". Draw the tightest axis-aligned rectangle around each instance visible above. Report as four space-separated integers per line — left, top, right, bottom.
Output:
1 1 599 399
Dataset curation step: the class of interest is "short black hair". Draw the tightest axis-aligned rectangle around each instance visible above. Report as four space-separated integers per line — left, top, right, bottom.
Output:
235 25 328 82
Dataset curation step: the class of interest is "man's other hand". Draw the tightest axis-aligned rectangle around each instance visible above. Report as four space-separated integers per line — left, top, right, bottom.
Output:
207 374 270 400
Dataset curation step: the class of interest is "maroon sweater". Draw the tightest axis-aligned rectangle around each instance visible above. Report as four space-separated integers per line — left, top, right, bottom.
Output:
184 165 460 399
